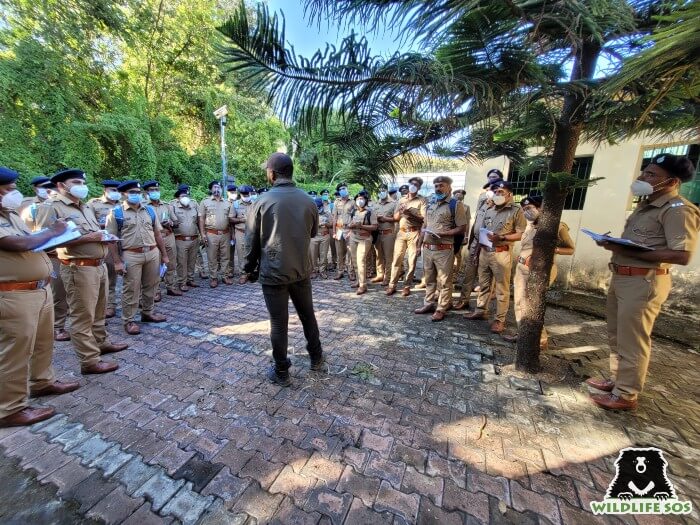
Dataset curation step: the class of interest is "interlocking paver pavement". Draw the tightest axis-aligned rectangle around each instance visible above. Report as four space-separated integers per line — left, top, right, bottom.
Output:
1 277 698 524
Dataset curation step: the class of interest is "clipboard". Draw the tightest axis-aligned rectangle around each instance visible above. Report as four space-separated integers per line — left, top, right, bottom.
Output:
581 228 654 251
31 221 82 252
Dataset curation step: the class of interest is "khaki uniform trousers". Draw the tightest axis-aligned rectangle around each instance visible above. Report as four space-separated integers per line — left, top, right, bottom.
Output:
474 249 512 322
195 244 208 278
423 248 455 311
61 263 109 366
374 231 395 282
176 238 198 286
233 229 246 275
310 234 331 273
513 262 557 344
122 248 160 323
206 232 231 280
456 248 480 303
105 253 118 310
350 237 372 287
606 272 671 401
0 286 55 418
389 230 420 288
334 236 352 274
50 256 69 331
161 233 178 291
330 237 338 266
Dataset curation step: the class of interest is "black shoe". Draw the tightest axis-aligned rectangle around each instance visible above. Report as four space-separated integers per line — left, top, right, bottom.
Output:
266 366 291 387
310 356 326 372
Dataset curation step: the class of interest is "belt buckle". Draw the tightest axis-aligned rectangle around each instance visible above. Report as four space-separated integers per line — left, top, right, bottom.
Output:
36 279 47 289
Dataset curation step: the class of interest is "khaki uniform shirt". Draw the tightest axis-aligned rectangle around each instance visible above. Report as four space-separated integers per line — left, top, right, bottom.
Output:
35 195 107 260
481 201 527 248
317 208 332 235
349 207 378 242
105 203 161 250
0 209 53 282
232 200 254 232
374 199 397 233
612 191 700 269
423 198 468 245
332 198 355 229
86 196 120 228
396 195 427 231
150 201 174 234
520 221 575 258
199 197 232 231
170 200 199 237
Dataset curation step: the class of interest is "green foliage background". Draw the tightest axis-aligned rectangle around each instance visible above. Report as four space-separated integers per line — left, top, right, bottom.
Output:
0 0 289 200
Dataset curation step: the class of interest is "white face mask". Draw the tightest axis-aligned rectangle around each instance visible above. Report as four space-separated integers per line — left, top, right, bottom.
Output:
408 184 418 194
1 189 23 210
356 198 366 208
179 196 191 207
107 190 120 202
69 184 89 200
485 190 495 200
524 208 539 222
630 180 654 197
228 192 238 201
36 188 48 199
493 195 507 206
241 196 251 203
378 191 387 200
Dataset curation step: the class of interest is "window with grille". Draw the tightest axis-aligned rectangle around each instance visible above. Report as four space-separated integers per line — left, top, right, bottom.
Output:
507 156 594 210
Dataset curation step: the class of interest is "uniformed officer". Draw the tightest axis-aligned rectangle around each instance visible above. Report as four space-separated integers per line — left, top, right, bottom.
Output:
226 184 238 278
386 176 427 297
587 154 700 410
170 185 200 292
414 176 468 321
371 184 398 286
18 175 52 216
348 193 378 294
144 180 180 298
450 189 469 280
321 189 336 270
502 196 575 348
388 185 400 202
476 169 504 210
331 182 356 281
106 180 168 335
399 184 409 197
231 185 255 283
466 180 526 333
199 180 233 287
86 180 122 318
0 167 80 427
309 197 332 278
35 168 127 374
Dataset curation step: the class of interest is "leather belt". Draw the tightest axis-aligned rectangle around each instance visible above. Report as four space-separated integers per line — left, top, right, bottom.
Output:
424 243 453 251
206 228 229 235
60 258 104 267
481 245 509 253
400 226 420 233
0 279 48 291
175 235 198 241
161 230 173 237
379 229 394 234
609 263 669 276
318 230 330 236
124 246 157 253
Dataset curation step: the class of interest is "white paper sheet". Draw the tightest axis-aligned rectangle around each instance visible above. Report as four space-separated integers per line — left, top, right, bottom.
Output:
31 221 81 252
479 227 493 248
581 228 653 251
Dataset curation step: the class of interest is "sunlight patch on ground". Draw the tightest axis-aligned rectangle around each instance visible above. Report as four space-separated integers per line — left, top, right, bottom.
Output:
211 320 270 335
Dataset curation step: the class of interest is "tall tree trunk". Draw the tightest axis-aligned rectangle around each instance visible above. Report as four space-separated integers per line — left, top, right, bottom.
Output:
515 40 600 372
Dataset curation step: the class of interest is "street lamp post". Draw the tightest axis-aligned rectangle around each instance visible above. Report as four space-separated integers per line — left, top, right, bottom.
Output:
213 105 230 189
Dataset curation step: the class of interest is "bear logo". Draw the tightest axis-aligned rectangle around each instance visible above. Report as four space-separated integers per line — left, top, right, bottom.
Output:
606 447 676 501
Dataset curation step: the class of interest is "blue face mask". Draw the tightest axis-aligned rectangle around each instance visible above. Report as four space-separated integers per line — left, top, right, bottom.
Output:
127 194 142 205
434 192 447 201
378 191 387 200
322 194 329 201
148 191 160 201
339 188 349 198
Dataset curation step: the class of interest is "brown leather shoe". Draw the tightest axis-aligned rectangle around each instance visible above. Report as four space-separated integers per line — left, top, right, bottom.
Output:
356 286 367 295
414 304 436 314
333 272 344 280
210 279 218 288
223 277 234 285
452 300 468 311
464 311 486 320
350 282 359 289
154 291 162 303
502 334 518 343
30 380 80 398
179 285 190 292
81 361 119 375
54 330 71 341
490 320 505 334
105 307 116 319
401 287 411 297
385 287 396 296
431 310 446 322
585 378 615 392
370 276 384 283
238 275 248 284
590 393 637 411
0 407 55 427
415 282 427 290
100 342 129 354
167 289 183 296
141 312 166 323
187 281 199 288
349 273 356 281
124 322 141 335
